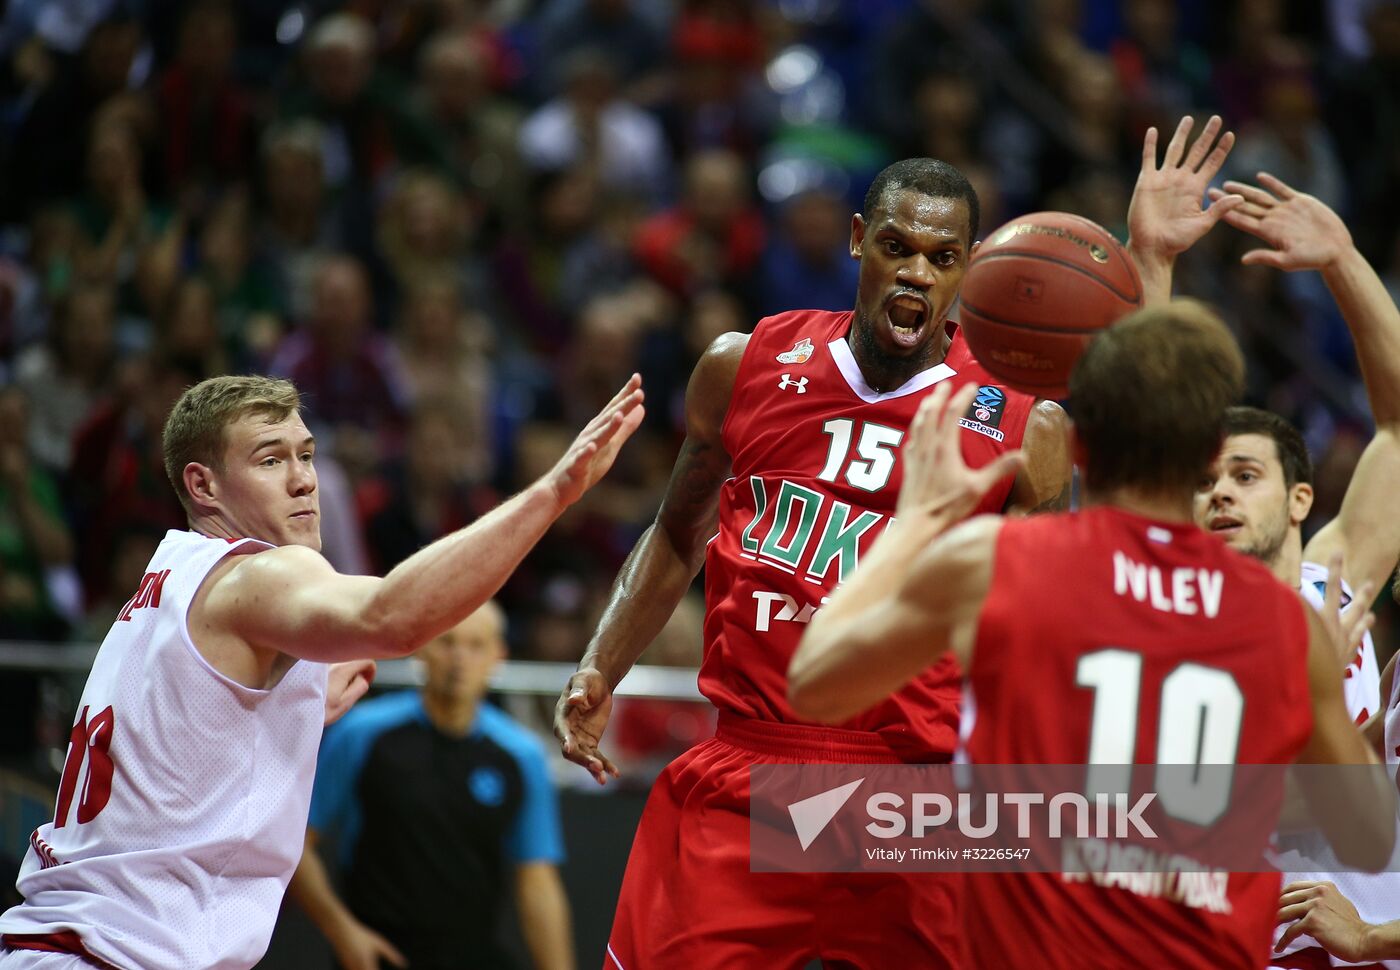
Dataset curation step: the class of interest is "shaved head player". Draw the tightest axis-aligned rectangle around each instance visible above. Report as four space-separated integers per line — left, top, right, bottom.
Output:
555 115 1237 969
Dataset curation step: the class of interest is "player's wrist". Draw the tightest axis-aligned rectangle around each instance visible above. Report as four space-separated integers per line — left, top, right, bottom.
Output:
1319 243 1365 281
1358 920 1397 960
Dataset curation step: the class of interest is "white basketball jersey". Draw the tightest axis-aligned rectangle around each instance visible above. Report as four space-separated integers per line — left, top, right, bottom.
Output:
0 530 329 970
1271 561 1395 968
1299 561 1381 722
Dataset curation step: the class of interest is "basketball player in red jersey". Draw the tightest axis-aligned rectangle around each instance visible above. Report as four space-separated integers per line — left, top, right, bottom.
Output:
555 116 1238 969
790 303 1397 970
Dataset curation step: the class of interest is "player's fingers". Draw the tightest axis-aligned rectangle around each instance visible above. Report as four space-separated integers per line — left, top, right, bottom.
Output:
1164 114 1193 167
1197 128 1236 179
1239 248 1289 269
587 754 612 785
1324 553 1345 617
1140 125 1159 170
912 382 954 450
1351 580 1378 608
1275 915 1312 952
378 937 410 968
1256 171 1298 200
604 373 643 412
942 383 979 435
1281 881 1325 894
1203 193 1244 224
1183 114 1223 170
1228 199 1271 221
583 382 643 435
975 450 1026 490
1276 902 1312 924
1221 180 1277 208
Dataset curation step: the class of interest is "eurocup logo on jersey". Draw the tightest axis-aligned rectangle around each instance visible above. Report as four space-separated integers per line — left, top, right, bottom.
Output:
958 385 1007 441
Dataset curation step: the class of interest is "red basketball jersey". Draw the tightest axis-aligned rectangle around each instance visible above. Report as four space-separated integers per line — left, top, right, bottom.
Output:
702 308 1034 760
961 507 1314 969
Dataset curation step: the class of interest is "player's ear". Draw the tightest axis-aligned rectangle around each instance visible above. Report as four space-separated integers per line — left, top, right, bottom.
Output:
850 213 865 260
969 239 981 258
1288 481 1314 526
183 462 218 512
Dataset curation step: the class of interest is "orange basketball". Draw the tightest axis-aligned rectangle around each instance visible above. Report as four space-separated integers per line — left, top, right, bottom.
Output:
958 212 1143 399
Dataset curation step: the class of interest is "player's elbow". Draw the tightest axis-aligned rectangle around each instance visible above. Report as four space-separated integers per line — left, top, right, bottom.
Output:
357 596 422 658
1331 822 1396 873
1323 788 1398 873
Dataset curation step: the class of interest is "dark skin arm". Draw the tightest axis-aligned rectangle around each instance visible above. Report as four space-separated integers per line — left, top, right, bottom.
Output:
1006 399 1072 514
554 333 745 784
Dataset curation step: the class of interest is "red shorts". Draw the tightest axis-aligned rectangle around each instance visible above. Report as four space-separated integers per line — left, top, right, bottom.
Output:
605 713 962 970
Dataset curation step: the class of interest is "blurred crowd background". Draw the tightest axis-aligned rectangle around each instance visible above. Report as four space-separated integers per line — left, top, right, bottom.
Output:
0 0 1398 785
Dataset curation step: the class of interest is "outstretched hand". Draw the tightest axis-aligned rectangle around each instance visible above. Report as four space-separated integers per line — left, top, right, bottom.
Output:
896 382 1025 522
1208 173 1354 272
547 375 646 509
1128 114 1242 260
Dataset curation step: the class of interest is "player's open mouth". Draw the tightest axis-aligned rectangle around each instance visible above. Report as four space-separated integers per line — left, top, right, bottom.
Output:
885 294 930 345
1209 515 1242 535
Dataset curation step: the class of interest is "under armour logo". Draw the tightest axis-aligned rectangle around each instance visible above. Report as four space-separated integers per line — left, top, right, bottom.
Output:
779 374 808 394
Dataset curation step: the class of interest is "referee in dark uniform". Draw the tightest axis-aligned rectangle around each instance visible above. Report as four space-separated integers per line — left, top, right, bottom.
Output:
290 602 574 970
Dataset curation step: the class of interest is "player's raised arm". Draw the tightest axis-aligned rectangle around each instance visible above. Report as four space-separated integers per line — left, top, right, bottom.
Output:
788 383 1020 722
209 377 645 664
1216 175 1400 598
1293 597 1398 872
1127 114 1243 306
554 334 745 784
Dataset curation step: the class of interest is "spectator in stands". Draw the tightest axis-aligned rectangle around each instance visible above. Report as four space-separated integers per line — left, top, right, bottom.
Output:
361 396 496 574
3 14 144 220
518 48 671 203
393 279 496 479
632 148 764 303
69 115 178 307
277 12 411 190
290 602 575 970
0 384 75 641
533 0 665 102
13 280 118 472
268 254 409 479
405 32 526 224
255 120 346 325
155 0 252 212
758 187 859 317
66 351 195 607
374 168 480 307
196 190 284 367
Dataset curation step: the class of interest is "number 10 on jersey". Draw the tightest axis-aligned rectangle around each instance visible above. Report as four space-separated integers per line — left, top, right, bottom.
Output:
1077 650 1243 826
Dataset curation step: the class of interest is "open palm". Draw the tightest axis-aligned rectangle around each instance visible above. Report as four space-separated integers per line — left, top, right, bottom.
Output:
548 375 646 508
1209 173 1354 272
1128 114 1240 258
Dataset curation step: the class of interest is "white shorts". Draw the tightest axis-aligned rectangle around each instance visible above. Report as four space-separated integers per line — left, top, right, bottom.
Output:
0 950 93 969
